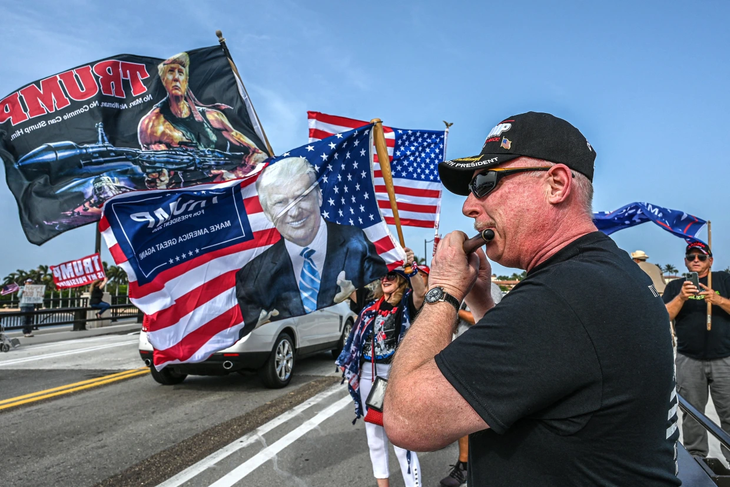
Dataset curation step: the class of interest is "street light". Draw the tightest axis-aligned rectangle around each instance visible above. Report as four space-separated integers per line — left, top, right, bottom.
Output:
424 238 435 267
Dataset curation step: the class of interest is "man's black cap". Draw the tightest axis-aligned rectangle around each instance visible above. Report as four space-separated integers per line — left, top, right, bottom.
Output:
439 111 596 196
686 241 712 256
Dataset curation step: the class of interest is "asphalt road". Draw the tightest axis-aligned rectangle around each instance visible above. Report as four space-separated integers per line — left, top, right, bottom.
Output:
0 325 462 487
4 324 722 486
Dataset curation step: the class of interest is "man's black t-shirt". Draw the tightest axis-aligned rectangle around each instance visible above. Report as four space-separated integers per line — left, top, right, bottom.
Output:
435 232 680 486
663 271 730 360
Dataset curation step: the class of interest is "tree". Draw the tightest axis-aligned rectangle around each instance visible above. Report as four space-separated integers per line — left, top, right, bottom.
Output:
662 264 678 276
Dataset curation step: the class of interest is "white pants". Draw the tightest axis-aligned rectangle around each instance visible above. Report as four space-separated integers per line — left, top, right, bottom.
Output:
360 362 421 486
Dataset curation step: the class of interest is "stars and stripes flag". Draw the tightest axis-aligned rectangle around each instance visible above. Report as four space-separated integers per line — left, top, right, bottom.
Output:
100 125 404 369
1 283 19 295
308 111 445 228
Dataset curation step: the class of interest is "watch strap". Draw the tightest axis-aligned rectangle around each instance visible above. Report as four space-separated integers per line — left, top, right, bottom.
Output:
441 292 460 312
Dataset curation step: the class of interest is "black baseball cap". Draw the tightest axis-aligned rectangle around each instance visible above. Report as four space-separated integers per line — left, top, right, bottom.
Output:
439 111 597 196
686 241 712 256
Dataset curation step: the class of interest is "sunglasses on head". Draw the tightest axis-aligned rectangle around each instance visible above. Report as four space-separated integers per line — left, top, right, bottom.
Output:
686 254 709 262
381 272 399 282
468 167 553 199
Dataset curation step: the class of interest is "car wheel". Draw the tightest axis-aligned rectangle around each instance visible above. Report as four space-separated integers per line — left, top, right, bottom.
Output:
149 365 187 385
259 332 295 389
332 318 354 359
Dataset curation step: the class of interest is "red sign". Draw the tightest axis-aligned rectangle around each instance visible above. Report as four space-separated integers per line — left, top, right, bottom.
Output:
51 253 106 289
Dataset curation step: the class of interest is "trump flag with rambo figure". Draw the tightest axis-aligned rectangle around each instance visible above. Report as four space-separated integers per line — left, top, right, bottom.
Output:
0 46 270 245
101 126 406 369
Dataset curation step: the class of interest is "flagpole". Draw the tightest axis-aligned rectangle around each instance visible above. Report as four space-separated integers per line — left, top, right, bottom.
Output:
707 220 713 331
216 30 275 156
432 121 453 257
371 119 409 264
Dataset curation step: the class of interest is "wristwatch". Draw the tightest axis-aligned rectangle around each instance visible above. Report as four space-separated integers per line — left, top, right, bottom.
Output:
425 287 460 312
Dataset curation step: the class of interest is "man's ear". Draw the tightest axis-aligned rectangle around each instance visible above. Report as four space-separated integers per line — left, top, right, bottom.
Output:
545 164 572 204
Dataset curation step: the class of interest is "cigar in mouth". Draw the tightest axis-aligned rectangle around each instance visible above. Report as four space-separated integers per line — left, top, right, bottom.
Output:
463 229 495 254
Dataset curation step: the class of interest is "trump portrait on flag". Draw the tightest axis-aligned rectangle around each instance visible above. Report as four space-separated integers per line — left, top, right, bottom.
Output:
235 156 388 328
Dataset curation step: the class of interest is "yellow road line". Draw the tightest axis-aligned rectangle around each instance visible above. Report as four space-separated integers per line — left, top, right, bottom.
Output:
0 367 148 405
0 368 150 410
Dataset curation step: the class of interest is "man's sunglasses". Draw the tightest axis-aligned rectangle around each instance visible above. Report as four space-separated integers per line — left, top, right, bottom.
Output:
468 167 553 199
686 254 709 262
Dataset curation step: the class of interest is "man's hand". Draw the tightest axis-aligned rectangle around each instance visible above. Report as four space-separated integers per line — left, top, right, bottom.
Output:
699 283 725 306
428 231 480 302
334 271 355 303
679 280 699 300
256 308 279 327
145 168 170 189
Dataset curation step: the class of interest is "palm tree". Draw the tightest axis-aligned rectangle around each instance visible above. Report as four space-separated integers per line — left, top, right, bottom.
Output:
662 264 678 276
3 272 19 286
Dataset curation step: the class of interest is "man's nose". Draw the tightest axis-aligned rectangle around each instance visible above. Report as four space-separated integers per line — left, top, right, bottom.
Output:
462 193 482 218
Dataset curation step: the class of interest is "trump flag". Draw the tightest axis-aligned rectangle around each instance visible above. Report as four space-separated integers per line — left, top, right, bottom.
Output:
101 125 405 369
593 202 707 243
0 46 269 245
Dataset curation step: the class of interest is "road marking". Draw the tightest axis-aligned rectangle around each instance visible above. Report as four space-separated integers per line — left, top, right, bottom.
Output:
0 367 149 410
19 336 129 351
0 339 138 367
158 385 345 487
209 395 351 487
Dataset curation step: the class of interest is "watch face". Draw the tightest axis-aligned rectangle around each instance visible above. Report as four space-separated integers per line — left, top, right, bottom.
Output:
425 287 444 303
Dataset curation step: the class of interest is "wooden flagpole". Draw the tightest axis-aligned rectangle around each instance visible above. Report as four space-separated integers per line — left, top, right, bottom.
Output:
216 30 275 156
707 220 713 331
371 119 409 267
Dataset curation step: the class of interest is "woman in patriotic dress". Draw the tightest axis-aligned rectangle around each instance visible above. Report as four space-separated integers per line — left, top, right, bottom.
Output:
336 247 425 487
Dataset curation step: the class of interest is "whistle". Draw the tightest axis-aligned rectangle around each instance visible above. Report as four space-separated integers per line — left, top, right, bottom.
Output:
463 229 495 254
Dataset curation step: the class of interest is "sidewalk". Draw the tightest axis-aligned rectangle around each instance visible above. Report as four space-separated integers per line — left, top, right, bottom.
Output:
4 319 142 346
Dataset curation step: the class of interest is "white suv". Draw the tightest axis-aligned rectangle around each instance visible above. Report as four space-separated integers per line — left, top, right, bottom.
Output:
138 301 357 388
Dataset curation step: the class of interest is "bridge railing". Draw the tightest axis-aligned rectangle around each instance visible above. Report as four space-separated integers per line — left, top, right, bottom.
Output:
0 302 141 331
677 393 730 485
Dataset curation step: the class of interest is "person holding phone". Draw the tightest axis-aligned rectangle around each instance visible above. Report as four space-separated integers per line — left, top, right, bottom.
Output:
664 241 730 461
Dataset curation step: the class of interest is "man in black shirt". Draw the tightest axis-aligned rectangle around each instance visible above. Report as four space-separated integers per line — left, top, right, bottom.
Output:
664 241 730 460
384 112 680 485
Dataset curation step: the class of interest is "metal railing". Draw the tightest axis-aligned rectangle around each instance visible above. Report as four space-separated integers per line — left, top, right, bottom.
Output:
0 302 141 331
678 393 730 485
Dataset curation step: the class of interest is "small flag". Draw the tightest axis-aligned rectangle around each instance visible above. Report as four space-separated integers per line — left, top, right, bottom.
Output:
1 283 20 295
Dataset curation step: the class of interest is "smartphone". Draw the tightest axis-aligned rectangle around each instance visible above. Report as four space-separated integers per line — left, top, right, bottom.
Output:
688 272 700 293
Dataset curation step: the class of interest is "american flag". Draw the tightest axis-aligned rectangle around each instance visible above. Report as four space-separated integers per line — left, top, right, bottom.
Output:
308 111 445 228
1 283 19 295
100 126 404 369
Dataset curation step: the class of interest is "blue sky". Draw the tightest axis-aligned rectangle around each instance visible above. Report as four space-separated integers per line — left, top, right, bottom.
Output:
0 0 728 279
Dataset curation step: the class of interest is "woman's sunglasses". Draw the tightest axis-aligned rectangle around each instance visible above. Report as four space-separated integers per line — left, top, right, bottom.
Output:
381 272 399 282
468 167 553 199
686 254 709 262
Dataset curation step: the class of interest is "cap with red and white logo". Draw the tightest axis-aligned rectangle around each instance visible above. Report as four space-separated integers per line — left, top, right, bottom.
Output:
438 111 596 196
686 241 712 256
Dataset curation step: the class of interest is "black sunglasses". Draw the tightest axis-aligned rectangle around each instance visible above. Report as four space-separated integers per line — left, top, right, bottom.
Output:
686 254 709 262
468 167 553 199
382 272 398 282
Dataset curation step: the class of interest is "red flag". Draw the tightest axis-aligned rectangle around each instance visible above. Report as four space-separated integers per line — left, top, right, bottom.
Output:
51 253 106 289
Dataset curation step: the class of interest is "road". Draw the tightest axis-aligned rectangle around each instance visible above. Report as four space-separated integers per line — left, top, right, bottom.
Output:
0 325 460 487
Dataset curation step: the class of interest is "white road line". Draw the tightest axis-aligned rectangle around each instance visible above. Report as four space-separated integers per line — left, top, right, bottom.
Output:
158 385 346 487
0 339 138 366
16 336 129 351
209 395 351 487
